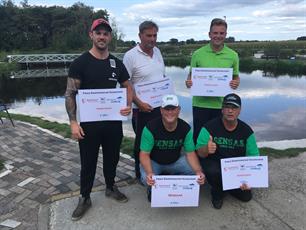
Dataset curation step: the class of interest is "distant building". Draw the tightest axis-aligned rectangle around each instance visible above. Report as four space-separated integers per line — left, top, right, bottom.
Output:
254 51 264 59
296 54 306 60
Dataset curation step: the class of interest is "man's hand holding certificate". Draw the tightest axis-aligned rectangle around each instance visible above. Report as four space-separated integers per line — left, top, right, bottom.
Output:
151 175 200 208
134 77 174 108
78 88 127 122
221 156 269 191
191 68 233 97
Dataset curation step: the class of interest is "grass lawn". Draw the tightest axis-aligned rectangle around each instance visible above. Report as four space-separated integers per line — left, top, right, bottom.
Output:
259 147 306 158
1 112 306 159
0 112 134 156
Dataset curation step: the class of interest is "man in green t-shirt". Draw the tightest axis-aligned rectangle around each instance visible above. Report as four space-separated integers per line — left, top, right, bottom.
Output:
186 18 240 142
139 94 205 201
196 93 259 209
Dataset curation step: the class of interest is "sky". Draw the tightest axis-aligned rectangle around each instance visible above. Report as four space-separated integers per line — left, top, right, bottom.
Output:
23 0 306 42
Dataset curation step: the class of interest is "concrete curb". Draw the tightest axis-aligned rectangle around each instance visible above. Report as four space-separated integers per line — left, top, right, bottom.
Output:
38 204 50 230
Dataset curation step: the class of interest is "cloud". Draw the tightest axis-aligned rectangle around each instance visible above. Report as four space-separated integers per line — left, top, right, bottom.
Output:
253 3 305 18
119 0 305 41
125 0 278 19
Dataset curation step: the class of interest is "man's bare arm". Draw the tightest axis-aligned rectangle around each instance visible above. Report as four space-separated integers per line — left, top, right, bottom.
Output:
65 77 81 122
64 77 85 140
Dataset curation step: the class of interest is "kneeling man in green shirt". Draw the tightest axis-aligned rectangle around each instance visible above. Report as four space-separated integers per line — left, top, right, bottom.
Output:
140 94 205 201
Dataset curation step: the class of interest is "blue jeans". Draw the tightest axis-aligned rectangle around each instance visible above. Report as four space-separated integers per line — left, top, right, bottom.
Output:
140 155 194 186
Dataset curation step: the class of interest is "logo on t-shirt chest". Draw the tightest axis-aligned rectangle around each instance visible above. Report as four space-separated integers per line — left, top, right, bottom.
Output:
108 58 118 82
154 139 183 150
108 72 118 81
214 137 245 149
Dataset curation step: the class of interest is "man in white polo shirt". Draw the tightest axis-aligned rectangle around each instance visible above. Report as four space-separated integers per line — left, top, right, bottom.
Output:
123 20 165 179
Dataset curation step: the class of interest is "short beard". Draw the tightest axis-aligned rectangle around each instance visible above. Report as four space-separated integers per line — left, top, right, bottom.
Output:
96 45 107 51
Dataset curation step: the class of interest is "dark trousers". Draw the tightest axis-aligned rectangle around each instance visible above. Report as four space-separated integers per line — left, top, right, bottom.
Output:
132 109 138 134
192 106 222 143
79 121 123 198
134 107 161 178
200 158 252 202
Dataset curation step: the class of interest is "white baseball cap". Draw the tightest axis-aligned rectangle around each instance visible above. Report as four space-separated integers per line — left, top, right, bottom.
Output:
161 94 179 108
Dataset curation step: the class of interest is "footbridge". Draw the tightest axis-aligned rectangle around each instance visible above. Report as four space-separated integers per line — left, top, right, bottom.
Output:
7 53 124 64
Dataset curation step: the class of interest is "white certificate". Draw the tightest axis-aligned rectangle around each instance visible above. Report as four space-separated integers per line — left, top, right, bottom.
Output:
151 175 200 207
78 88 127 122
134 77 174 108
191 67 233 97
221 156 268 191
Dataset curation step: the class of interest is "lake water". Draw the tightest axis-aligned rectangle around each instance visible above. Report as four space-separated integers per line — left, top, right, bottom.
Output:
4 66 306 142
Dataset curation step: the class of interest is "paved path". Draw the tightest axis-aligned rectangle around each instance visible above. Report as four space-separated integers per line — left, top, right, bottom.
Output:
0 120 135 229
51 150 306 230
1 119 306 230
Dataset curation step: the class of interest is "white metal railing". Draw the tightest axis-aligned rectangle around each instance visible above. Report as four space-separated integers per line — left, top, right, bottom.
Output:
7 53 124 63
7 54 81 63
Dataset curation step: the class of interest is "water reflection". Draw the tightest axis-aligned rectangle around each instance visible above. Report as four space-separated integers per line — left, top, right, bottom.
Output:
169 66 306 141
2 67 306 142
238 70 306 98
0 76 66 103
252 107 306 141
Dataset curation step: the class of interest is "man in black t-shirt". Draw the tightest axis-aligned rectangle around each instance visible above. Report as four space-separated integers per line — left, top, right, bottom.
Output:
65 18 133 221
196 93 259 209
139 94 205 201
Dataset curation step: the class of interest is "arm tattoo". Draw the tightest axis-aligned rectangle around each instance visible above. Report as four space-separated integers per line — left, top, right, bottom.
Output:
65 77 81 122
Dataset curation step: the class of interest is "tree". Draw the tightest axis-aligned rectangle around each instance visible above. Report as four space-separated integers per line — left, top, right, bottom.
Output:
297 36 306 41
108 17 125 51
226 36 235 43
279 49 294 59
93 9 109 21
0 0 20 50
20 0 29 8
169 38 178 45
186 38 195 44
264 42 281 58
0 2 123 52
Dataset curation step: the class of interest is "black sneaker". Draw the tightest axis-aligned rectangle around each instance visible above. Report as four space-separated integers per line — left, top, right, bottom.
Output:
211 199 223 209
147 187 152 203
71 197 92 221
105 185 128 203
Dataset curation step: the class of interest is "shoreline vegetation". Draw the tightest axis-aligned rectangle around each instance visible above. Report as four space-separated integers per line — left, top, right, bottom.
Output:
1 56 305 78
0 112 305 171
1 39 306 77
165 57 306 76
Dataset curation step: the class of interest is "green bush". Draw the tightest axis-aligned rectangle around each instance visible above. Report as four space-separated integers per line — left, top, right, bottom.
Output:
0 62 18 77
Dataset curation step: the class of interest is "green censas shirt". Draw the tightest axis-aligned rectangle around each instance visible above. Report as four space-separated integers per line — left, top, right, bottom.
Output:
140 117 195 165
196 117 259 161
190 43 239 109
